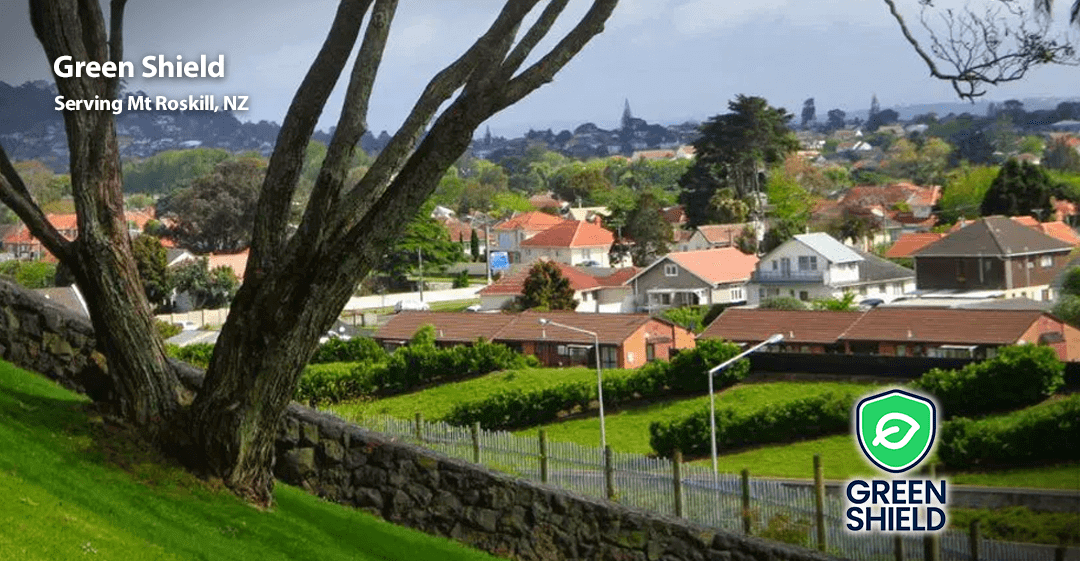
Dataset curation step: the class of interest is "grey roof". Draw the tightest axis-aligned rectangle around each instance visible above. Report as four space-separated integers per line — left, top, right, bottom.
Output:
915 216 1072 257
33 285 89 319
793 233 863 264
853 248 916 283
955 297 1051 311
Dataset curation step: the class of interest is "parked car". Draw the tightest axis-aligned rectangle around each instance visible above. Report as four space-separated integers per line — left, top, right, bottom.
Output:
394 300 430 312
464 304 482 312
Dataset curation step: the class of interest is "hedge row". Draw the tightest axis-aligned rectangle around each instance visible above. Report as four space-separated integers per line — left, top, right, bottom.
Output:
310 337 386 364
165 342 215 369
648 391 857 458
443 339 749 430
937 394 1080 470
912 345 1063 418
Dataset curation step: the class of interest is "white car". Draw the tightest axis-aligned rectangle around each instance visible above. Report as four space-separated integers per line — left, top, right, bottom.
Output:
394 300 430 312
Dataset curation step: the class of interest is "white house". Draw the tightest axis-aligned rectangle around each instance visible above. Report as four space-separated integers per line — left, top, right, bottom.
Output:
518 220 620 267
492 211 567 264
747 232 915 306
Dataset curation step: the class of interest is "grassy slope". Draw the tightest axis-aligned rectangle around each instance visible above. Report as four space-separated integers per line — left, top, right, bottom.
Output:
0 361 501 561
329 366 623 420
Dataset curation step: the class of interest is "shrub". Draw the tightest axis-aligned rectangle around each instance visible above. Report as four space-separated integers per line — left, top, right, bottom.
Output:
165 342 215 368
667 339 749 393
937 394 1080 470
155 320 182 340
913 345 1064 417
310 337 386 364
649 391 857 458
295 362 383 406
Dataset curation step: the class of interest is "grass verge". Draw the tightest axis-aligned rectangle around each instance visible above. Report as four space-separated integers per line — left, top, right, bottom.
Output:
0 360 501 561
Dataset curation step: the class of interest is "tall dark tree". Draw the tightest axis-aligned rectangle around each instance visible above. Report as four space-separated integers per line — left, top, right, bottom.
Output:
618 191 670 266
801 98 816 129
519 260 577 310
158 158 264 253
980 159 1054 217
469 228 480 262
678 95 799 226
0 0 617 504
825 108 846 131
131 234 171 311
380 203 464 288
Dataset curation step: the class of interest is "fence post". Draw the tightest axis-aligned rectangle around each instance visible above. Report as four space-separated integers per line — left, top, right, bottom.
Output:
969 520 981 561
923 463 941 561
741 468 752 535
604 445 616 500
414 412 423 443
672 450 684 518
471 422 481 464
893 535 903 561
538 429 549 484
813 454 826 552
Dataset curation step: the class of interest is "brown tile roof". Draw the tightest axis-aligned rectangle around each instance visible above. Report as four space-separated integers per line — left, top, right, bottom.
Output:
374 310 680 346
949 216 1080 246
841 307 1045 345
884 232 944 258
695 223 750 245
660 205 687 226
519 220 614 248
528 193 563 211
374 312 515 343
596 267 639 287
631 149 676 161
919 216 1073 257
494 211 566 232
841 183 940 209
699 308 862 345
662 248 759 285
478 262 600 296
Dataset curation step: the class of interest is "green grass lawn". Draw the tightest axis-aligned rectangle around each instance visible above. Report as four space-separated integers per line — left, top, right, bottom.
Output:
329 366 617 420
0 360 502 561
519 381 881 456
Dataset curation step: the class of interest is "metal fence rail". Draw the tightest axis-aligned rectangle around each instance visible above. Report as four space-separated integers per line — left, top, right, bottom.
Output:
346 413 1067 561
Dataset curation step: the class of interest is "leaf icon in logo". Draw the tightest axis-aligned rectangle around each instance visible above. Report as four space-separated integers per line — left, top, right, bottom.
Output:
871 412 921 450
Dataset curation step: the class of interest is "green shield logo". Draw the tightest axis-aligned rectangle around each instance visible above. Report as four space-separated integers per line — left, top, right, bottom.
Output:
855 389 937 473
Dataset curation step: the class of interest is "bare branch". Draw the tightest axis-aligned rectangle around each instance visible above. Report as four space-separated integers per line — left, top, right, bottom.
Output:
108 0 129 100
248 0 375 276
497 0 570 81
0 146 73 263
298 0 398 239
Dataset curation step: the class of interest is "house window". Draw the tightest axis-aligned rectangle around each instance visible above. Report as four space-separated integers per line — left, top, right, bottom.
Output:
1041 255 1052 268
600 346 618 369
583 249 592 260
896 344 907 357
798 290 809 301
664 264 678 277
730 287 743 301
557 345 569 356
1026 259 1034 269
646 344 656 362
798 255 817 271
771 260 778 270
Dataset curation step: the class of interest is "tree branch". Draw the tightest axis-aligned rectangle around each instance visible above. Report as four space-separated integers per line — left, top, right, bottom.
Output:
247 0 374 277
498 0 570 81
298 0 397 242
0 146 73 263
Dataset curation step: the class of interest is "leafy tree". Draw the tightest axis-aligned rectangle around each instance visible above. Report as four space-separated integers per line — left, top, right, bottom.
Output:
761 166 814 251
469 229 480 262
1053 294 1080 327
172 258 239 310
159 158 265 253
759 297 807 310
122 148 232 194
0 259 56 289
882 137 952 185
380 202 463 288
865 108 899 132
825 109 846 131
810 292 857 311
520 261 577 311
131 234 171 311
801 98 816 129
550 162 613 206
940 164 998 224
1045 136 1080 172
0 0 616 503
678 95 800 226
1061 267 1080 297
981 159 1054 217
614 191 670 266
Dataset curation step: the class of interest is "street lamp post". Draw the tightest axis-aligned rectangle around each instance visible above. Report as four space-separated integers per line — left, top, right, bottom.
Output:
707 333 784 476
539 318 606 450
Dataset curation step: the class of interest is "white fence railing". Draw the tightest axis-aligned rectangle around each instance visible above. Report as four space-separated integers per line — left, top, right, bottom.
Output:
348 413 1071 561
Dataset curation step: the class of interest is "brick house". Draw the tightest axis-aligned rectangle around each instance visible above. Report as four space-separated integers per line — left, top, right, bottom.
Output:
912 216 1073 301
374 310 696 369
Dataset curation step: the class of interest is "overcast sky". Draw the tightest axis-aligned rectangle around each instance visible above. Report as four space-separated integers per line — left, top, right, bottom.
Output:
2 0 1077 136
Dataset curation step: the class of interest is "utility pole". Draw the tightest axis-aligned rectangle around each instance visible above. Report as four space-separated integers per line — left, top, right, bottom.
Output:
485 220 492 285
417 246 424 302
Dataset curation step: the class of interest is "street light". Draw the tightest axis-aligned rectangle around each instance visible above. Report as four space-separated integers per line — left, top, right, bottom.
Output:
707 333 784 476
539 318 606 450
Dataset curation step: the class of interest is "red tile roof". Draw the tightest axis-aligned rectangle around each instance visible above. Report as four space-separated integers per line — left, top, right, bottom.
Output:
1038 221 1080 246
660 205 687 226
494 211 566 232
841 308 1045 345
208 249 249 281
695 224 749 245
663 247 759 285
479 262 601 296
374 312 517 343
884 232 944 258
596 267 639 287
519 220 615 248
699 309 862 345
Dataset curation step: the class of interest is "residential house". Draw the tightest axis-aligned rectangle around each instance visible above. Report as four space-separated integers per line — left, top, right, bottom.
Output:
528 193 565 213
836 183 941 247
518 220 618 267
681 223 752 252
884 232 944 259
628 247 758 312
477 261 638 313
4 211 155 260
492 211 567 264
565 206 611 224
659 205 688 243
912 216 1073 301
699 307 1080 361
949 215 1080 247
208 249 249 282
373 310 697 369
748 233 915 306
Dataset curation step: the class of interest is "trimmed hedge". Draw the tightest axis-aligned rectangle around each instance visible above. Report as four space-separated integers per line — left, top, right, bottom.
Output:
310 337 386 364
912 345 1064 418
165 342 215 369
648 391 857 458
444 340 749 430
937 394 1080 470
295 362 374 405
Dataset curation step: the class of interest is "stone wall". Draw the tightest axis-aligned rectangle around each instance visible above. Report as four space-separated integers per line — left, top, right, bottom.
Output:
0 279 841 560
